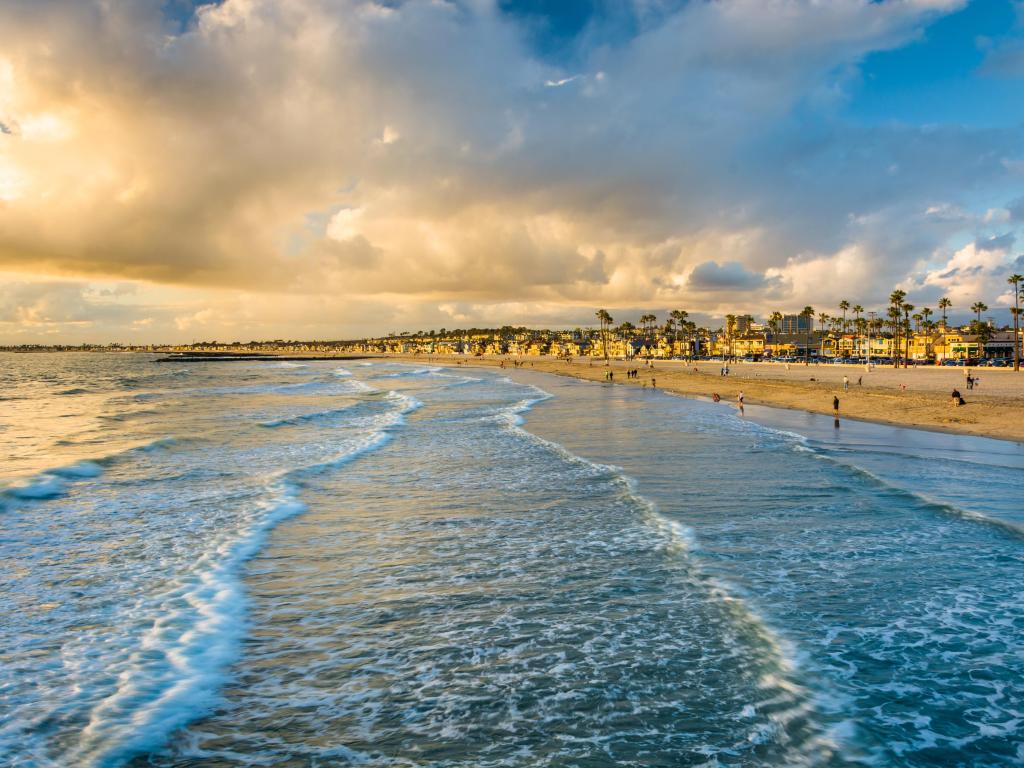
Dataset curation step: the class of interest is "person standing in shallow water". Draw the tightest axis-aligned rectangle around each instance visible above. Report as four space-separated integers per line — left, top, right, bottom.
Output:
833 396 840 417
737 391 745 415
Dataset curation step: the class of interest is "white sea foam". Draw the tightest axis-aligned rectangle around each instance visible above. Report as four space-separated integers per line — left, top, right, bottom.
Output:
258 404 360 429
1 438 176 511
491 376 847 765
63 390 420 766
51 461 105 479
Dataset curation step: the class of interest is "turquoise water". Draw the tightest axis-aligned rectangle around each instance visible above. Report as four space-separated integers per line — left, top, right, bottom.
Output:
2 354 1023 766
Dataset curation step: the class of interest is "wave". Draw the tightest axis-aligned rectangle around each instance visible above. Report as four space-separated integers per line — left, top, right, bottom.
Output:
1 438 177 512
258 404 360 429
66 392 421 766
797 444 1024 539
741 416 1024 539
341 379 377 393
492 381 849 764
333 367 352 377
372 367 442 378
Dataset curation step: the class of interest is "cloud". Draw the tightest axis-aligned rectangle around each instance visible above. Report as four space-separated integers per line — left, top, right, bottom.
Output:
0 0 1022 341
1008 196 1024 222
975 232 1017 251
687 260 768 291
920 239 1016 311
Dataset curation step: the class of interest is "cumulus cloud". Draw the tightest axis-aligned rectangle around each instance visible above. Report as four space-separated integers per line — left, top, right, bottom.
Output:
0 0 1022 340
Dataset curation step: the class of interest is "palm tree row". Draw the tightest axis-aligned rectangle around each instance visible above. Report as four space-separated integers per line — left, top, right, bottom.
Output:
597 287 1020 367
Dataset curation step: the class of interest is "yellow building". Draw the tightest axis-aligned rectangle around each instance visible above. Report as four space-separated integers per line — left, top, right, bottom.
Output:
934 333 979 361
907 332 939 361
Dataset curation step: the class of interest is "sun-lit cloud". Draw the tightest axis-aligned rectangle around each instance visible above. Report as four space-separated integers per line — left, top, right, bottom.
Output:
0 0 1022 341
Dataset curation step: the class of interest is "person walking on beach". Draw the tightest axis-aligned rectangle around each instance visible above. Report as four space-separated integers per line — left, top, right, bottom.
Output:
966 373 974 390
843 375 849 391
651 377 656 389
833 395 840 418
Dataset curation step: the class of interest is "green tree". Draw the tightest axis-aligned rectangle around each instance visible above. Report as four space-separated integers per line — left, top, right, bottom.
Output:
800 306 815 364
1009 274 1023 371
889 290 906 367
902 303 914 366
596 309 613 363
971 301 988 326
938 297 952 327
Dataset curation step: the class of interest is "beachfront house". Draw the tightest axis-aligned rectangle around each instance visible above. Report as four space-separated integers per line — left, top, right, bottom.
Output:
934 332 980 361
984 330 1023 360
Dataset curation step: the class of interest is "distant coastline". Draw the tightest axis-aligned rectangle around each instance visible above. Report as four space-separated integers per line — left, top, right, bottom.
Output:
386 354 1024 445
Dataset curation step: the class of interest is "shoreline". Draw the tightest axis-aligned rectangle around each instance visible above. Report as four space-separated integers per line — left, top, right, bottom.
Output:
382 354 1024 445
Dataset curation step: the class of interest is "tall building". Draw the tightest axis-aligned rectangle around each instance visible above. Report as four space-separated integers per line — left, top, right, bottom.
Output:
780 314 811 334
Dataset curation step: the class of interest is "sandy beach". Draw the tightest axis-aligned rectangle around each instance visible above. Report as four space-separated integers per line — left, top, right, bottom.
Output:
385 354 1024 443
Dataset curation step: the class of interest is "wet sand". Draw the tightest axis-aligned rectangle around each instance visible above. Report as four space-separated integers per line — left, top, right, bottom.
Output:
387 355 1024 444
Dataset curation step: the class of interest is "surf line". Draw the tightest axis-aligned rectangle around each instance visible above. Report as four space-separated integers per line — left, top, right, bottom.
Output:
492 377 853 764
67 393 421 767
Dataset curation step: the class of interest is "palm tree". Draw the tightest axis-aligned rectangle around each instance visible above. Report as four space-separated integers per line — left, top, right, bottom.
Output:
838 300 850 334
800 306 815 364
596 309 613 363
684 320 697 358
889 290 906 367
1009 274 1023 372
669 309 688 351
851 304 864 358
970 302 988 360
971 301 988 326
765 311 781 359
902 302 914 366
817 312 830 357
855 317 867 357
938 297 952 328
639 313 657 341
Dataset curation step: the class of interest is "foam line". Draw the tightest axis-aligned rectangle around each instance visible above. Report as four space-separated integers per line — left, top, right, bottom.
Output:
66 392 421 767
1 438 176 512
492 379 851 764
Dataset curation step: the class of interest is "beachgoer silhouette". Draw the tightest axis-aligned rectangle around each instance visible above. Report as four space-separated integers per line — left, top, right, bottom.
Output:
833 396 840 417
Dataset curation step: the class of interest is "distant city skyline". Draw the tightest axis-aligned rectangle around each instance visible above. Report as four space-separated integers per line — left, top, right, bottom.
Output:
2 0 1024 344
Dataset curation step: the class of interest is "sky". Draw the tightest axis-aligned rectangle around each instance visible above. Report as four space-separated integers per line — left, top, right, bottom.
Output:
1 0 1023 343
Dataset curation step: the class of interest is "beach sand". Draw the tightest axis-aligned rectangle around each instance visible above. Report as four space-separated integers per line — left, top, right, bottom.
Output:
387 355 1024 444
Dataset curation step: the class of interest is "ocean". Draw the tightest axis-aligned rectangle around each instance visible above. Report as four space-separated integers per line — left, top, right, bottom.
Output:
2 354 1024 767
